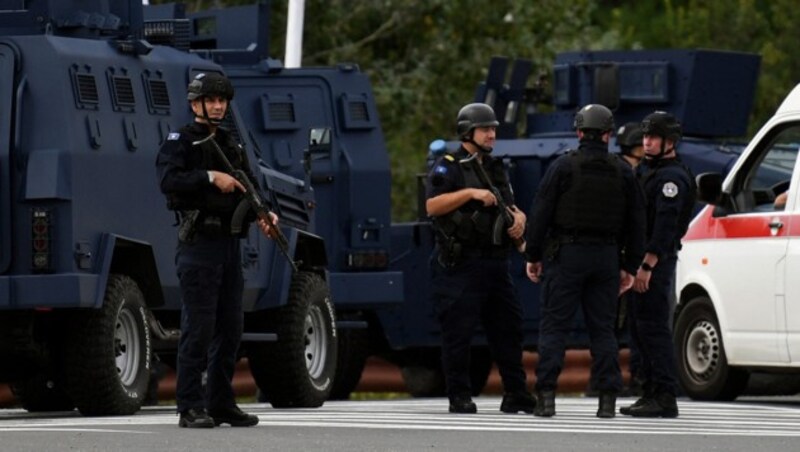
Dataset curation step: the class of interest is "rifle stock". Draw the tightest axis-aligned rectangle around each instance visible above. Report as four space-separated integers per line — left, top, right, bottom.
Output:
193 134 299 272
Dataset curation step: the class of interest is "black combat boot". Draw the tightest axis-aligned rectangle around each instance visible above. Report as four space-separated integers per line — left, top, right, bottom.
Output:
500 391 537 414
533 390 555 417
208 405 259 427
448 395 477 414
178 408 215 428
627 393 678 418
620 384 654 415
619 396 649 415
596 392 616 418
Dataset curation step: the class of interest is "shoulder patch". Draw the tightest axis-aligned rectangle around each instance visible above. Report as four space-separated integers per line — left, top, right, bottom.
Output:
662 182 679 198
434 165 448 175
167 132 181 141
444 154 455 162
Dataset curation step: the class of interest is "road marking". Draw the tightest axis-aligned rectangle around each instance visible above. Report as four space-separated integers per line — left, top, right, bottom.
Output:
1 398 799 437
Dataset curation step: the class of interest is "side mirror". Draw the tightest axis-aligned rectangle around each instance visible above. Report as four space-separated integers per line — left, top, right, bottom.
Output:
302 127 332 175
309 127 331 152
696 172 724 205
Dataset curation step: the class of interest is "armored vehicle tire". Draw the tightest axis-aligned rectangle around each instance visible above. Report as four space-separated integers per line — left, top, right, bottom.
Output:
11 373 74 412
248 272 337 408
328 315 371 400
673 296 748 401
62 274 151 415
400 347 492 397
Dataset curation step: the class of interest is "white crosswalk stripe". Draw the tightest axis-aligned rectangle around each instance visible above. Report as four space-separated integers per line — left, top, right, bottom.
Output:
1 397 800 437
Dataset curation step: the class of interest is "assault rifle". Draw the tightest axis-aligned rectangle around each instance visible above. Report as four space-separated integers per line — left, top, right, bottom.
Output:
193 134 299 272
460 152 525 250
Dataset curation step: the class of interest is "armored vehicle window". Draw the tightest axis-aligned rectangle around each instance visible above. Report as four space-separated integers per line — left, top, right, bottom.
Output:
111 76 135 111
260 94 298 130
145 79 170 114
72 73 99 109
270 102 295 122
340 93 375 130
348 101 368 122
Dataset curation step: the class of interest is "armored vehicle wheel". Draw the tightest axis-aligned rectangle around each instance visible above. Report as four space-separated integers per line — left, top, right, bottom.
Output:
62 274 151 415
249 272 337 408
674 296 748 400
11 373 74 412
400 347 492 397
328 315 371 400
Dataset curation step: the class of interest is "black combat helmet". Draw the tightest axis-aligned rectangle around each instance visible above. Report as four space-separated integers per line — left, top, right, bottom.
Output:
573 104 614 132
616 122 644 153
456 103 499 140
641 111 682 142
187 72 234 101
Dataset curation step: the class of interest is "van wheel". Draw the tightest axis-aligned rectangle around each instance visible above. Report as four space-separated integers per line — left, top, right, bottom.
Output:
249 272 337 407
673 296 748 400
62 275 151 415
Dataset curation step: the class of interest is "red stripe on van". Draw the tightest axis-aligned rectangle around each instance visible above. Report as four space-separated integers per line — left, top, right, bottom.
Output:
684 206 795 240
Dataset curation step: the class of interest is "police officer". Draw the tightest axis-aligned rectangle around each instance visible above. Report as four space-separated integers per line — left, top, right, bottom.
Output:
620 111 696 418
156 72 276 428
617 122 645 170
525 104 645 418
615 121 645 395
427 103 536 414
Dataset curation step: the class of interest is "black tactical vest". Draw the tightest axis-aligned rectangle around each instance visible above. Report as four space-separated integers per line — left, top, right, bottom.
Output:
166 126 246 217
554 150 626 236
432 152 507 251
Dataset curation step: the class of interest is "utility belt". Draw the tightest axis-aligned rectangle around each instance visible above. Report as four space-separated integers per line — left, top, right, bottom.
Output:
436 241 508 268
543 230 617 262
555 234 617 245
461 247 509 259
178 210 246 243
552 228 617 245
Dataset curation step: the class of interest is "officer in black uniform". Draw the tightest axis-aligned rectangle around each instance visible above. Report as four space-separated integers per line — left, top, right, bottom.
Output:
615 121 645 395
621 111 696 418
427 103 536 414
617 122 645 170
525 104 645 418
156 72 276 428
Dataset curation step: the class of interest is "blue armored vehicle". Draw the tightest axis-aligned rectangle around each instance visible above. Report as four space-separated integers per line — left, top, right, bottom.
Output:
0 0 340 415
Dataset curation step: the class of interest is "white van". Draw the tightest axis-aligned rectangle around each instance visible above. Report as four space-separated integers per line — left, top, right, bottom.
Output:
675 83 800 400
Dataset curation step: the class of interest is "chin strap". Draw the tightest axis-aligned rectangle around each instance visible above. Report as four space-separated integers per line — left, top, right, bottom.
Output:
464 133 493 154
645 137 671 162
195 98 225 125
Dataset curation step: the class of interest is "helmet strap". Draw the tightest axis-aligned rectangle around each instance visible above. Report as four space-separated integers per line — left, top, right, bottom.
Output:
646 136 673 161
464 131 492 154
195 97 225 126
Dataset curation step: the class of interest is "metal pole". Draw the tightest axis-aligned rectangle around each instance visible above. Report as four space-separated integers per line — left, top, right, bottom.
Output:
284 0 305 68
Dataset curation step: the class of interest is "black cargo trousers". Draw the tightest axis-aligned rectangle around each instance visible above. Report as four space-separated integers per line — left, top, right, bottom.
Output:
629 254 679 396
175 234 244 413
431 254 527 398
535 242 623 393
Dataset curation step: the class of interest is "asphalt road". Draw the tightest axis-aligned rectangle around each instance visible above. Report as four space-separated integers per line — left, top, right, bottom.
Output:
2 396 799 451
